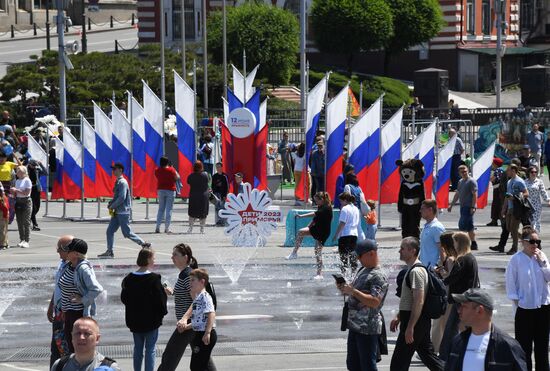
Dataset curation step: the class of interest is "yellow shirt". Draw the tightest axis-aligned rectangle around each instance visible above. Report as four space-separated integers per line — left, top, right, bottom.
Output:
0 161 17 182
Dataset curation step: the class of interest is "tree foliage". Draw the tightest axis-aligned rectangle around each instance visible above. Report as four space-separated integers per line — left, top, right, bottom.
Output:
384 0 444 69
310 0 394 72
207 3 300 85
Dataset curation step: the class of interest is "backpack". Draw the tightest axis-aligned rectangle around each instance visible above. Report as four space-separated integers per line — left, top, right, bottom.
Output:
56 355 116 371
202 144 212 159
206 281 217 310
405 263 447 319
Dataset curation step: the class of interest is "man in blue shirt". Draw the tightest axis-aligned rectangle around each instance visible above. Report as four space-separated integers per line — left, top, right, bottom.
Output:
502 164 529 255
419 199 445 268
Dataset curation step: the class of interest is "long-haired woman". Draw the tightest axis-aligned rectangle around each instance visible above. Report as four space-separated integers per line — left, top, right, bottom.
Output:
333 192 361 274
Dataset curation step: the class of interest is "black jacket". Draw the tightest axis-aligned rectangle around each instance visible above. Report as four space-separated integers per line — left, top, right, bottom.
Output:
444 325 527 371
121 272 168 333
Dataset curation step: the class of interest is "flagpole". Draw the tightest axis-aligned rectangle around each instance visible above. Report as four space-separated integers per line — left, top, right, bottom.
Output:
359 82 363 115
80 114 85 220
44 127 50 217
128 91 134 222
322 71 329 208
303 61 309 209
181 0 186 78
243 50 247 107
434 118 439 201
377 94 384 228
160 0 166 157
193 59 197 164
222 0 227 100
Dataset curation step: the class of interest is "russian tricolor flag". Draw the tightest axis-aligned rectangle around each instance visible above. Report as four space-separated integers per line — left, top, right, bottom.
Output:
380 107 403 204
81 116 97 199
473 141 496 209
111 101 132 182
297 75 327 202
174 70 196 198
402 120 436 199
349 96 382 200
325 86 348 201
221 98 234 193
62 129 83 200
129 96 147 198
26 133 48 199
51 137 64 200
143 82 163 198
93 102 114 197
254 98 268 190
435 135 457 209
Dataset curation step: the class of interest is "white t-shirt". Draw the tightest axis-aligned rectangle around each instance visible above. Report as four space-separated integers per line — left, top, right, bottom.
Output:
463 331 490 371
291 152 306 172
339 204 360 237
15 177 32 198
191 290 216 332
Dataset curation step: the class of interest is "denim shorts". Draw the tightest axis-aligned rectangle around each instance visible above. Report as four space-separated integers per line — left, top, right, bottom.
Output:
459 206 474 231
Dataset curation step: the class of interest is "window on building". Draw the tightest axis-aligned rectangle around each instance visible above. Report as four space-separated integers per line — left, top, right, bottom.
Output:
173 0 196 40
521 0 534 30
0 0 6 11
466 0 475 35
18 0 27 10
482 0 491 34
34 0 54 9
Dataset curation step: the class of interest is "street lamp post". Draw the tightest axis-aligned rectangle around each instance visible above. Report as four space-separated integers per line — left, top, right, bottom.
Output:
202 0 208 112
57 0 67 124
46 0 51 50
495 0 505 108
181 0 186 77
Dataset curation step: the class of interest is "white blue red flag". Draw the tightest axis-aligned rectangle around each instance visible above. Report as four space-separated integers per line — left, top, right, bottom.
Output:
26 133 48 198
111 101 132 182
81 116 97 199
129 96 147 197
174 71 196 198
349 96 382 200
51 137 64 200
93 102 113 197
473 141 496 209
62 129 83 200
325 85 348 201
402 120 436 199
232 64 258 103
254 99 268 190
435 135 457 208
380 107 403 204
297 75 328 201
143 81 164 198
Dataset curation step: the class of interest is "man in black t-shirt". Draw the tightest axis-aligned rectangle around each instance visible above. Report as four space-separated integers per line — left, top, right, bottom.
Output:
211 162 229 226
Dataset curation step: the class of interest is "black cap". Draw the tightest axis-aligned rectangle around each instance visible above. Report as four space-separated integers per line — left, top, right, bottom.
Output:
66 238 88 255
354 239 377 256
451 288 494 311
111 162 124 171
344 164 355 174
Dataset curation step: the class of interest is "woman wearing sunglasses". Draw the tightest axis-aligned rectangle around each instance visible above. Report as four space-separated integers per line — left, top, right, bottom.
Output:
525 165 550 233
505 227 550 371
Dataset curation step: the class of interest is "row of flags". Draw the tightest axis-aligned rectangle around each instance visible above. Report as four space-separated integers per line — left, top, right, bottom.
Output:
301 77 496 209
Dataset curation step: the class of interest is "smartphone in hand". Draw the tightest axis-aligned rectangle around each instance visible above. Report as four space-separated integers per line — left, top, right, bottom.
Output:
332 274 346 285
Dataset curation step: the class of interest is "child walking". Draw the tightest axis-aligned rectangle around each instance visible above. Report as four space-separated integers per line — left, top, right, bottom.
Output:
364 199 377 241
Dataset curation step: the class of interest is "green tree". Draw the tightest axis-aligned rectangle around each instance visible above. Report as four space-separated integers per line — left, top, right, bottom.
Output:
310 0 393 74
384 0 444 73
207 3 300 85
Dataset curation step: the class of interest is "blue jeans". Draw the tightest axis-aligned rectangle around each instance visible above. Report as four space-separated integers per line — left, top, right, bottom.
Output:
133 329 159 371
156 190 175 231
106 213 144 250
347 330 379 371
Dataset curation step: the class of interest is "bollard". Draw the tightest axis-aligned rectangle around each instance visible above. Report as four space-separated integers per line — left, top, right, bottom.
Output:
131 13 135 26
81 14 87 54
114 40 119 54
110 15 113 28
10 25 14 38
88 17 91 31
33 23 37 36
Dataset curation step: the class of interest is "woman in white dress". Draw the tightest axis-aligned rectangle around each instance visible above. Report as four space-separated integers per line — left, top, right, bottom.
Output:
525 165 550 232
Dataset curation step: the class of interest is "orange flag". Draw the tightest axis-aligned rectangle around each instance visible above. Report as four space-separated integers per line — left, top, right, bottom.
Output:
348 87 361 117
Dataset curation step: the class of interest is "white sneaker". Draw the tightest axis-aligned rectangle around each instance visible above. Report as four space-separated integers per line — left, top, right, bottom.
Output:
286 252 298 260
314 274 324 280
20 241 29 248
17 241 24 248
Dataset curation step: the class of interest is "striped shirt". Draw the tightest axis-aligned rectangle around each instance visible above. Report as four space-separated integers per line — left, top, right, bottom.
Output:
174 267 193 320
59 266 84 311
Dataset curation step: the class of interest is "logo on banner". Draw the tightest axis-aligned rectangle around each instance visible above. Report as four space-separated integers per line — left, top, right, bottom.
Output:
218 183 282 247
227 107 256 138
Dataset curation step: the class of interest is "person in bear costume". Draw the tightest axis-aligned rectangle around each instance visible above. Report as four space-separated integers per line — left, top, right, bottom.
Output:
396 158 425 238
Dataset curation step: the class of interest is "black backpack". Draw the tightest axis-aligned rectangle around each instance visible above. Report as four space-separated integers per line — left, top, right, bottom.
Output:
405 263 447 319
206 281 217 310
56 355 116 371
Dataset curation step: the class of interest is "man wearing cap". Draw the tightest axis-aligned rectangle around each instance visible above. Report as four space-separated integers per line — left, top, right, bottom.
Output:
390 237 444 371
337 239 389 370
98 163 150 258
487 158 504 226
47 235 73 367
444 288 527 371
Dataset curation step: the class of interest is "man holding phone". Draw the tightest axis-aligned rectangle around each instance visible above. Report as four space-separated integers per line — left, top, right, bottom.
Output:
336 239 388 370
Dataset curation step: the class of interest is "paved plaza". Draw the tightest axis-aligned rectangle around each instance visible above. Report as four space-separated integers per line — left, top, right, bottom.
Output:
0 184 548 370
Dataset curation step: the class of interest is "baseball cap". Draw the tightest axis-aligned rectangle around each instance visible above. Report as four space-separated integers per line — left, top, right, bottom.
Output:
354 239 377 257
451 288 494 311
492 157 503 166
111 162 124 171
